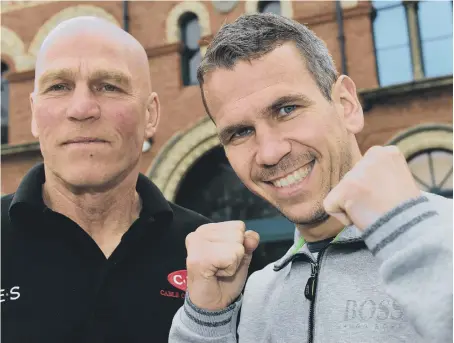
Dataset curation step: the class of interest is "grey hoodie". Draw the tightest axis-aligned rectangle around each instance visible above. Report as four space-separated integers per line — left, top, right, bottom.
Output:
169 193 453 342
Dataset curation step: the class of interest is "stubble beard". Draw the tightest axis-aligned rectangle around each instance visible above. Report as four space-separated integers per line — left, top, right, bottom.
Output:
276 147 354 227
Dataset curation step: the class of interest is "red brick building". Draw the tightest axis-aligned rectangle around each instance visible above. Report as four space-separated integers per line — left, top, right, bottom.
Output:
1 1 452 263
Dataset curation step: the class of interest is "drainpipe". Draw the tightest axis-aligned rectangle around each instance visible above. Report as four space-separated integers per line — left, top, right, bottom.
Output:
123 0 129 32
335 1 348 75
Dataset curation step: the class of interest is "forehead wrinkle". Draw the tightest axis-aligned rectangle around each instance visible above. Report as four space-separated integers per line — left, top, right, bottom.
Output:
217 79 291 127
40 67 132 83
35 17 151 94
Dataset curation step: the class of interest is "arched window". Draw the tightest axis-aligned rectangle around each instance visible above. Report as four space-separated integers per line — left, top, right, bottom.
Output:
1 61 9 145
386 125 453 199
180 13 201 86
407 148 452 199
258 0 281 14
174 146 295 272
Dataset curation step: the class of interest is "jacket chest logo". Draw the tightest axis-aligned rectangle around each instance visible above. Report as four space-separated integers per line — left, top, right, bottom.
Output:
167 270 187 291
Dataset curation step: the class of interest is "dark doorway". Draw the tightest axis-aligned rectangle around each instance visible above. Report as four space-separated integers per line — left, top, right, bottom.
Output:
175 146 296 273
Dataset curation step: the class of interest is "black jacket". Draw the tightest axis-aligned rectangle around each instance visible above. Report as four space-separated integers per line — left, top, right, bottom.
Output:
1 163 210 343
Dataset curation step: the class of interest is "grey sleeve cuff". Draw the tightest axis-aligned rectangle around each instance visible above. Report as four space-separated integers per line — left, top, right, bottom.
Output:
179 292 242 338
361 195 439 257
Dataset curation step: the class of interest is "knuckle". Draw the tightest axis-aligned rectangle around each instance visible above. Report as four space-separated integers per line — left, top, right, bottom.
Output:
235 243 245 257
366 145 382 156
234 230 245 243
231 220 246 231
385 145 401 156
196 223 215 233
185 232 194 247
218 268 235 277
186 255 203 271
323 191 334 208
222 244 244 266
344 199 355 212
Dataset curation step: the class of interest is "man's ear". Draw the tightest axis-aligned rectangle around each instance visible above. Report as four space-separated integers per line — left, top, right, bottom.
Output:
30 93 39 138
144 92 160 139
331 75 364 134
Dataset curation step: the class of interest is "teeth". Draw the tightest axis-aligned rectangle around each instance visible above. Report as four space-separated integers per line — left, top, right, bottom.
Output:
271 163 313 188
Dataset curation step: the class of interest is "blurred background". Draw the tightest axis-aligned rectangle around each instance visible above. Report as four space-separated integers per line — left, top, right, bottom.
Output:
1 0 452 268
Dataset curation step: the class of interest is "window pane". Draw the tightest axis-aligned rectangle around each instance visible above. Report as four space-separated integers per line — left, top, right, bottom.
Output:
418 1 453 77
184 17 201 50
418 0 452 40
408 152 432 190
260 1 281 14
373 5 409 49
189 50 201 85
407 149 453 198
372 0 402 10
376 46 413 86
422 37 453 77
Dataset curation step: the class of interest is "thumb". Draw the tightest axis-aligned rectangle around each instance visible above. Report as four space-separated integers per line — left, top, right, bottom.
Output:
328 211 352 227
323 188 352 227
235 230 260 281
244 230 260 256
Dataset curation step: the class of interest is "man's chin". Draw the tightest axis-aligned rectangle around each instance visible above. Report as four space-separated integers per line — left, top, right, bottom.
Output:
57 172 115 192
277 201 329 226
293 211 330 227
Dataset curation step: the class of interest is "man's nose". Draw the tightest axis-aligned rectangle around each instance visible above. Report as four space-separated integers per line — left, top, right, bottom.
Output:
66 85 100 121
254 128 291 167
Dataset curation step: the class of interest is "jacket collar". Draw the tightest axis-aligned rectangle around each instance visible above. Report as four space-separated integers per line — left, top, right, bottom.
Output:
8 163 173 228
273 225 364 271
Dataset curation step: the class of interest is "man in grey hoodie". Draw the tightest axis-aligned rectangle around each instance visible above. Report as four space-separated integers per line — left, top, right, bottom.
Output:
169 13 453 343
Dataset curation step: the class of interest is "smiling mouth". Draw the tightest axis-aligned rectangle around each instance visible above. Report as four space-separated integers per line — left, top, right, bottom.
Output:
266 160 315 188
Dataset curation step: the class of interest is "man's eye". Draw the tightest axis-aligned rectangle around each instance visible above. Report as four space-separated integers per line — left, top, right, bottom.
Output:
99 84 120 92
231 127 254 140
48 84 70 92
278 105 297 116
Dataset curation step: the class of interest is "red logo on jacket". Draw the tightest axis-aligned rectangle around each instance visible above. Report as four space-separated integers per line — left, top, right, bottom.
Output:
167 270 187 291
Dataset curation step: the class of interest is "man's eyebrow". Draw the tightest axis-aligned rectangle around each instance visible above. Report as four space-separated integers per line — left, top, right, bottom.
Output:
218 122 250 145
38 68 77 88
262 93 315 116
37 68 132 88
90 69 132 87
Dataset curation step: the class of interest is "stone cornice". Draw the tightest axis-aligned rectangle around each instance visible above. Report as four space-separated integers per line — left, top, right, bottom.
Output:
145 42 181 58
359 75 453 112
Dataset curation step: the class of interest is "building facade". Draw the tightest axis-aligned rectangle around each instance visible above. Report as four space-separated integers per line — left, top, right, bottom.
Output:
1 0 452 265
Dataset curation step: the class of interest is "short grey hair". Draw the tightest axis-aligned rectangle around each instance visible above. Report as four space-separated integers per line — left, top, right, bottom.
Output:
197 13 338 116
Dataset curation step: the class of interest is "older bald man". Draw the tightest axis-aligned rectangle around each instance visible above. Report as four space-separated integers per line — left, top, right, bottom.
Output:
1 17 210 343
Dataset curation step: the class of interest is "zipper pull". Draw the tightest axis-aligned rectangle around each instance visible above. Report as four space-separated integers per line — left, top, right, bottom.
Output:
305 263 317 301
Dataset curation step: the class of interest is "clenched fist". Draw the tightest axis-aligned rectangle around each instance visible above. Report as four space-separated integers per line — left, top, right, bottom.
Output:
324 145 422 231
185 221 260 311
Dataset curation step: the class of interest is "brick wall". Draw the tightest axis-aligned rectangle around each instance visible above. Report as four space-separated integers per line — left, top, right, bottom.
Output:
1 0 452 195
358 87 453 153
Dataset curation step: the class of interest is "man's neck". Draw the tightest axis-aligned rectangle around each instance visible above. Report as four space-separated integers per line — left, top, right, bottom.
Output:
296 216 344 243
42 167 142 256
